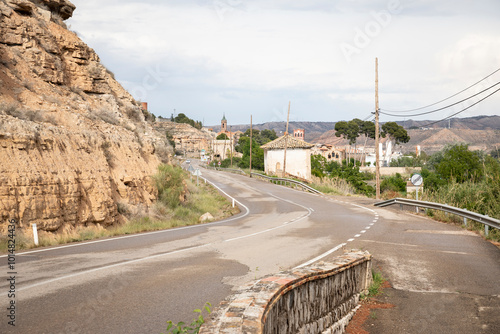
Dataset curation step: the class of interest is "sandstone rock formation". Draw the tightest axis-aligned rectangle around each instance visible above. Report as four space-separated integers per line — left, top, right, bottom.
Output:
0 0 173 236
154 121 215 156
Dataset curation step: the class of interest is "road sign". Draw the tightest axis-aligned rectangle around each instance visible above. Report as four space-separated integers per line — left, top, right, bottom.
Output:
187 165 195 173
410 173 423 186
218 161 221 166
193 169 202 176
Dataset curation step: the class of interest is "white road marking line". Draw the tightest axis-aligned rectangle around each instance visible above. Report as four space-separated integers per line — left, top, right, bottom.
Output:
360 230 366 233
226 195 313 242
294 243 346 269
362 240 419 247
355 234 361 238
347 238 355 242
1 177 250 259
18 243 211 292
365 227 371 229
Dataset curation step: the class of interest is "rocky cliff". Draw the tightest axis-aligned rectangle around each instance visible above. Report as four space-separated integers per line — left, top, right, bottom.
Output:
154 121 215 156
0 0 173 236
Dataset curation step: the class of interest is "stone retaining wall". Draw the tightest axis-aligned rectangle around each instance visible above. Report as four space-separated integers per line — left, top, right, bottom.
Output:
199 251 372 334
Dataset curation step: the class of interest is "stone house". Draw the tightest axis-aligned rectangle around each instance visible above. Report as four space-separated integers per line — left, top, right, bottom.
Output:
261 134 314 180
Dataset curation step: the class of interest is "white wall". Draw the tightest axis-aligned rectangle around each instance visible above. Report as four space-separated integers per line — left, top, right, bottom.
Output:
264 148 311 180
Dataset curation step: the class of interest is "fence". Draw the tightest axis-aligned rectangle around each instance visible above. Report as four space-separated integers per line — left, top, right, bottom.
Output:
375 198 500 236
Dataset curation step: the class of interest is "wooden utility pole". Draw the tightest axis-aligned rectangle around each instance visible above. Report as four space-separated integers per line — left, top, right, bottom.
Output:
230 125 233 167
375 58 381 200
283 101 290 177
249 115 253 177
223 134 227 161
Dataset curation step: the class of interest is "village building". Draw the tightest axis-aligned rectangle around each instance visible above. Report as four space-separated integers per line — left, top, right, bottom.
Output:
293 129 305 140
211 115 242 160
261 134 314 181
311 144 345 164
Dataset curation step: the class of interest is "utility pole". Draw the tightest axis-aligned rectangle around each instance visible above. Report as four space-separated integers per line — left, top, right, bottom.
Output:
283 101 290 177
249 115 253 177
375 58 381 200
223 133 227 161
230 125 233 167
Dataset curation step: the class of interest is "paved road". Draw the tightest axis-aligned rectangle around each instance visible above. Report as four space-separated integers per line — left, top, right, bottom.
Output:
1 167 499 333
345 197 500 334
0 167 377 334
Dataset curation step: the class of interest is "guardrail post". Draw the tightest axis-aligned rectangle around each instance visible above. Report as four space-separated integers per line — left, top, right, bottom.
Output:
32 223 39 246
463 209 467 227
232 198 235 208
485 215 489 236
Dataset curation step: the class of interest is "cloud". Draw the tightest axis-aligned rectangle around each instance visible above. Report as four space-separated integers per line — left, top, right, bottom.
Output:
68 0 500 125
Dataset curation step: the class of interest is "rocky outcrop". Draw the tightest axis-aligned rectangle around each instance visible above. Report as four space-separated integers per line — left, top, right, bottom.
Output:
0 0 172 236
154 121 215 156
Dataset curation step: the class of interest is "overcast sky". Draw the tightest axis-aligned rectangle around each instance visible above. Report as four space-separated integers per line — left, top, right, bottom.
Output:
67 0 500 126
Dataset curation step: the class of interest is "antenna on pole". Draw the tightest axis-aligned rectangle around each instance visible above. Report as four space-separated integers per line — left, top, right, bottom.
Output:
283 101 291 177
375 58 381 200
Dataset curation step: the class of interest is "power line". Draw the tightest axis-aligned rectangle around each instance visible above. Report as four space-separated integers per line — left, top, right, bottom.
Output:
381 67 500 113
380 81 500 117
418 87 500 128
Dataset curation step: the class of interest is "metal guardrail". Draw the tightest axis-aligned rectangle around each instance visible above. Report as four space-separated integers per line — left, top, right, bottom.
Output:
250 172 322 195
203 165 321 194
375 198 499 235
204 166 247 175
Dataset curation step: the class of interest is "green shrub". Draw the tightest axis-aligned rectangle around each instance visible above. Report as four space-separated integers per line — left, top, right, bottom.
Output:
163 302 211 334
381 173 406 194
153 164 188 209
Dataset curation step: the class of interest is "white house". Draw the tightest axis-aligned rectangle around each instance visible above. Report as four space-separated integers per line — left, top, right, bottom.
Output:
261 134 314 180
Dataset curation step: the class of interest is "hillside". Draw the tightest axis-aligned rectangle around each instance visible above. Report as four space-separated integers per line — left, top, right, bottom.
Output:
211 116 500 154
0 0 172 236
209 121 337 143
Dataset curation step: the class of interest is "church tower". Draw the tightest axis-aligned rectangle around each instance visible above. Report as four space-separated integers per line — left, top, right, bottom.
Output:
221 114 227 133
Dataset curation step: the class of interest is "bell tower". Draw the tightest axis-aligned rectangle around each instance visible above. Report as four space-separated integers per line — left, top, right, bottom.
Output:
221 114 227 133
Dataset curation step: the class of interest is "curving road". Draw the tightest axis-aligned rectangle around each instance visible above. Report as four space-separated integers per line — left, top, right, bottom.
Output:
1 166 499 333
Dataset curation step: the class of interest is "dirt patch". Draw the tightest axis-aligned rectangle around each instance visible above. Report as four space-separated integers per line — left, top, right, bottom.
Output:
346 281 394 334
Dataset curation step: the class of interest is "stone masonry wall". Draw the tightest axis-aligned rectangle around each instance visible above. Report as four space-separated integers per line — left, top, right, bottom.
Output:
200 251 372 334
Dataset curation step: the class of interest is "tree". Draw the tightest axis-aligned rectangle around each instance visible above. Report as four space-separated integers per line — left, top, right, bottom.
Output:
381 122 410 145
216 133 229 140
359 121 376 139
435 144 483 183
237 136 264 170
261 129 278 142
174 113 202 129
311 154 327 177
335 121 359 145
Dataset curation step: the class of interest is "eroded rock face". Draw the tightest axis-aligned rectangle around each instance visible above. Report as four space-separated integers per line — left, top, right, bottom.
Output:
0 0 172 235
40 0 75 20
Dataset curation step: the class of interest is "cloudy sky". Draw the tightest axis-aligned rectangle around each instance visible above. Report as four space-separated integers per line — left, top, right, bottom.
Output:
67 0 500 126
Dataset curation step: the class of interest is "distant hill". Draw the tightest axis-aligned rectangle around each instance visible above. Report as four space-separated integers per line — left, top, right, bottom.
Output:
209 115 500 154
209 121 337 143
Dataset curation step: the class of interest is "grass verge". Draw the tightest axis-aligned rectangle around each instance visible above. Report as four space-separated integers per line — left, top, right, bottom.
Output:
0 165 239 253
363 271 386 299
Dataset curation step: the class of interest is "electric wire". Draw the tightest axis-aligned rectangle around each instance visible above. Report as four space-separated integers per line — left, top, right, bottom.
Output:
381 67 500 113
418 87 500 128
380 81 500 117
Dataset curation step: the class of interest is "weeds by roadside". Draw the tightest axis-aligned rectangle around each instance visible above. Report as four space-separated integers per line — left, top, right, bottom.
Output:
0 165 239 253
361 270 386 300
162 302 211 334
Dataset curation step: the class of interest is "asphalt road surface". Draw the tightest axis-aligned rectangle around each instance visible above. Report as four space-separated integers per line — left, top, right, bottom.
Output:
1 166 499 333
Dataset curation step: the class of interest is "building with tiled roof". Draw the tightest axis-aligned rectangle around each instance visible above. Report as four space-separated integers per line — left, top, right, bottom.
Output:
261 134 314 180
